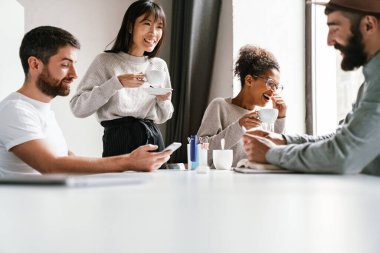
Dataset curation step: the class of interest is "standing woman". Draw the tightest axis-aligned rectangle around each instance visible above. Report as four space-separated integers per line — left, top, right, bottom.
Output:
197 45 287 167
70 0 173 158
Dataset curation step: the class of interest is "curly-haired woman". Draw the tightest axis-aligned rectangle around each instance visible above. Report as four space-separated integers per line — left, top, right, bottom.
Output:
197 45 287 167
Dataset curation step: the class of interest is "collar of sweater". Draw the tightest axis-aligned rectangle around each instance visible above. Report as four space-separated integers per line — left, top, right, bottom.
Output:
119 52 148 64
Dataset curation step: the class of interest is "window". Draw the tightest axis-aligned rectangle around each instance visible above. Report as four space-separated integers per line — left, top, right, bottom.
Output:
232 0 305 134
310 4 364 135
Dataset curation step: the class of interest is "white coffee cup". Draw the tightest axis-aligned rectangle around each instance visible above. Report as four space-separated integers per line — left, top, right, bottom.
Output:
213 150 233 170
258 108 278 123
258 108 278 132
145 70 165 86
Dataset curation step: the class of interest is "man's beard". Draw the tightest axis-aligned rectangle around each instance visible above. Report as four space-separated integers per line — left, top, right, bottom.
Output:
334 24 367 71
36 67 72 97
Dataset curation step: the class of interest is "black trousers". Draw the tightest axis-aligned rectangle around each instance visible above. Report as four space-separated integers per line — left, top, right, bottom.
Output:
100 117 165 160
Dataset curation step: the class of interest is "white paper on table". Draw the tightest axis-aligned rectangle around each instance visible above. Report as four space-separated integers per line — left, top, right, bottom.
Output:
234 159 293 174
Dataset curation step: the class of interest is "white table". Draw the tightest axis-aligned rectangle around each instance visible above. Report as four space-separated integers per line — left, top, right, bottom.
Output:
1 170 380 253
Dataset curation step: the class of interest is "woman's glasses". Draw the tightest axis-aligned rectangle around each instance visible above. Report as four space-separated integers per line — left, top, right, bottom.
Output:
252 75 284 93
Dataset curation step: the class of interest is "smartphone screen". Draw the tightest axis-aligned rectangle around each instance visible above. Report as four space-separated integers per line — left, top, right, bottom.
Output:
163 142 182 152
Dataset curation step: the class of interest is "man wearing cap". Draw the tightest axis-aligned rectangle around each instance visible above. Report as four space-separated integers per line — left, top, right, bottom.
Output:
242 0 380 175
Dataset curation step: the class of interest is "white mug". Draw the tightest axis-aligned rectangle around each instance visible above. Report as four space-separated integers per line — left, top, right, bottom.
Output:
213 150 233 170
258 108 278 131
145 70 165 86
258 108 278 123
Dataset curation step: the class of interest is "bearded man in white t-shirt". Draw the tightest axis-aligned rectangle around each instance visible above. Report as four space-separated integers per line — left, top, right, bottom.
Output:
0 26 172 177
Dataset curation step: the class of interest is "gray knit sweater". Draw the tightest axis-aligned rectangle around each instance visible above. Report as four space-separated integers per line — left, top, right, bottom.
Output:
70 52 173 124
197 97 285 167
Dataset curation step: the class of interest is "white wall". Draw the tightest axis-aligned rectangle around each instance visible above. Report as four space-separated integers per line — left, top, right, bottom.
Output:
231 0 306 134
0 0 24 101
10 0 172 157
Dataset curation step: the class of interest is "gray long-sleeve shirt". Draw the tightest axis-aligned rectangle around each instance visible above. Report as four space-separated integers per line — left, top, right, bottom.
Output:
267 52 380 176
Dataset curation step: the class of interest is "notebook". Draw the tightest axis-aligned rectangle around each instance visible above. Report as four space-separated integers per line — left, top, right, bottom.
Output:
234 159 293 174
0 173 146 187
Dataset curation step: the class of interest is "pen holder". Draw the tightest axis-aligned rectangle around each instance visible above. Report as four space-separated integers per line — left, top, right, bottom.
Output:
187 144 192 170
188 144 204 170
188 134 199 170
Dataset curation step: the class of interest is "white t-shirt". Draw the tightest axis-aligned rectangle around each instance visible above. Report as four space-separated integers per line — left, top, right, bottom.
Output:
0 92 68 177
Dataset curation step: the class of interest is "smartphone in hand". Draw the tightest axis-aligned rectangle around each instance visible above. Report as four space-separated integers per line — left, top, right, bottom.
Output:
163 142 182 152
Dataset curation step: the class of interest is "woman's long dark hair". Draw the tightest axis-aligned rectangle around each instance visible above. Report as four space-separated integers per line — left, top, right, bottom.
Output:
105 0 166 58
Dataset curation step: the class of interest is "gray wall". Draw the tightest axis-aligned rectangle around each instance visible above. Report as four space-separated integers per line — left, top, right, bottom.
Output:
209 0 234 101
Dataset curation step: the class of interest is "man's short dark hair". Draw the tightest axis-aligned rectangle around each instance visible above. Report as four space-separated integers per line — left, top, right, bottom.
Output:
19 26 80 75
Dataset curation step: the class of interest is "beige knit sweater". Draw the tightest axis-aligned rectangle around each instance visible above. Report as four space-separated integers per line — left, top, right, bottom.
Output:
197 97 285 167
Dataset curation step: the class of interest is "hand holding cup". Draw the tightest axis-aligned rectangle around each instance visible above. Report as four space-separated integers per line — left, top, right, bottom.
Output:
118 73 145 88
239 111 261 130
